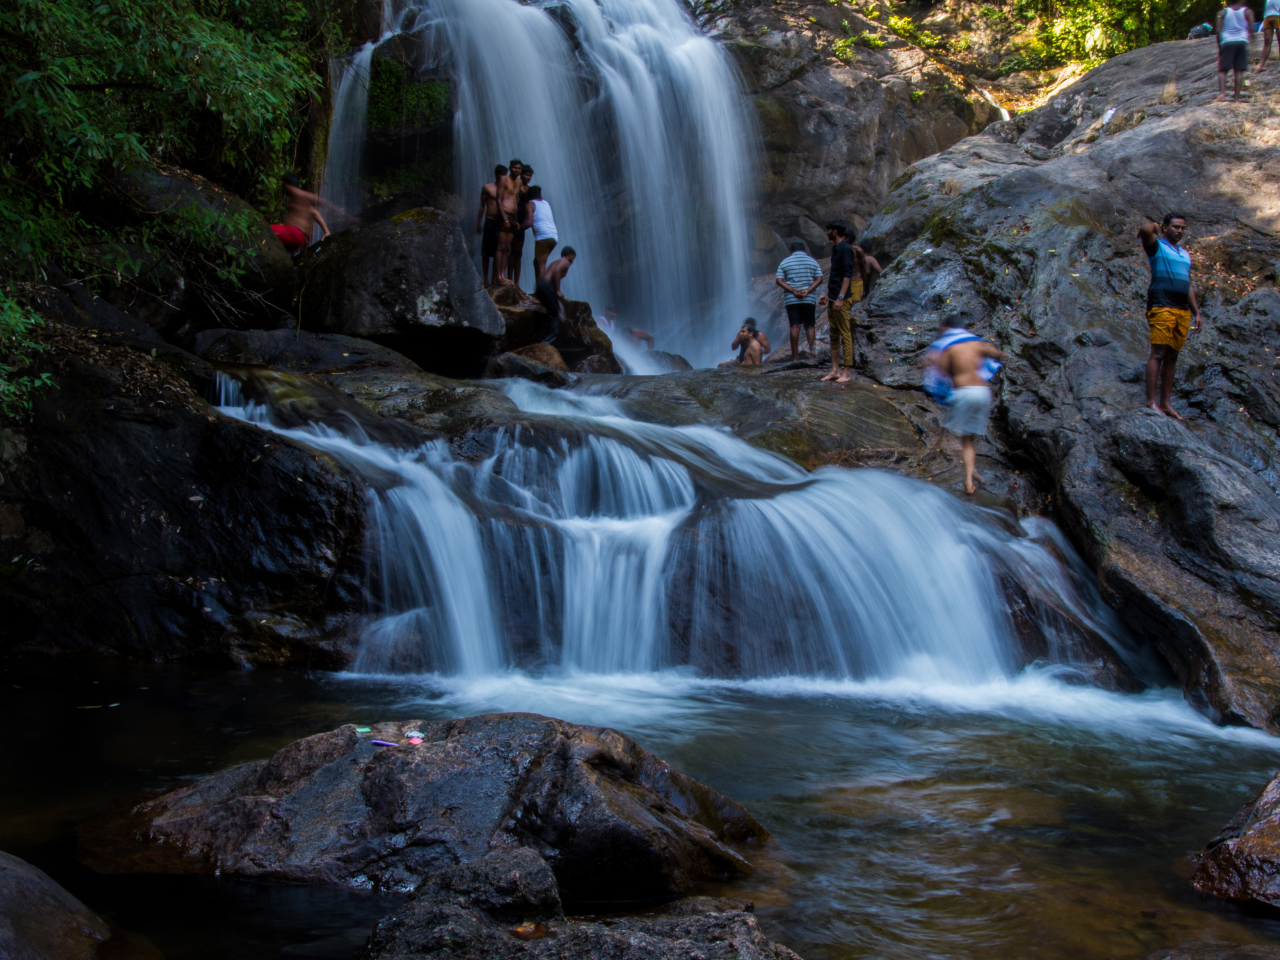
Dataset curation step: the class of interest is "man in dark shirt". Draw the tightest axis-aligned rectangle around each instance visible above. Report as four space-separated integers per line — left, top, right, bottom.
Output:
821 220 855 383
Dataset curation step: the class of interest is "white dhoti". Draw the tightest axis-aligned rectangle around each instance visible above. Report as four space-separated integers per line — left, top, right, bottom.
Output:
945 385 992 437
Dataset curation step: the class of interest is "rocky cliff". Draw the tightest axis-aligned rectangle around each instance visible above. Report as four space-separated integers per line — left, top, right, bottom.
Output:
850 38 1280 730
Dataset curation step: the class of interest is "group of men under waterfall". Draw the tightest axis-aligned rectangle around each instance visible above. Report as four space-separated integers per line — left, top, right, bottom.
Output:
475 159 576 344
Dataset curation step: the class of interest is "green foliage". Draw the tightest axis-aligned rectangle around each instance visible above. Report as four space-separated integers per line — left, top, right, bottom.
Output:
910 89 926 102
367 60 449 134
0 294 52 418
0 0 346 415
887 14 946 48
831 36 858 60
854 30 887 48
1011 0 1222 62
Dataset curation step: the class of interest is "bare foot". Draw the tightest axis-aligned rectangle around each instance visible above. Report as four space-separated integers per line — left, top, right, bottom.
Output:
836 373 850 383
964 481 977 495
820 371 838 382
1213 94 1228 102
1159 403 1185 420
1148 402 1167 416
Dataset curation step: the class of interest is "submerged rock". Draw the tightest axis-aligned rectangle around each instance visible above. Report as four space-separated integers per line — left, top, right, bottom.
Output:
357 847 800 960
82 713 769 902
1193 771 1280 909
849 41 1280 730
0 850 112 960
297 208 504 378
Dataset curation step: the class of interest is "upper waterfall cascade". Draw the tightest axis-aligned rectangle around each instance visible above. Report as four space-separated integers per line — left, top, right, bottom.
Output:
321 0 758 368
217 374 1144 686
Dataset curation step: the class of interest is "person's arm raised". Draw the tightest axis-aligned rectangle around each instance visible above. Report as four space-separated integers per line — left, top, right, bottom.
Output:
1137 217 1160 255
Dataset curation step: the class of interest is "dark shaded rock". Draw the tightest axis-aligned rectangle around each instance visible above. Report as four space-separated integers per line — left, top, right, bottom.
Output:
82 713 769 903
110 164 296 332
485 353 570 389
649 350 693 373
848 40 1280 730
296 207 503 378
193 327 425 377
490 287 622 374
1193 771 1280 910
0 850 111 960
511 343 568 372
357 848 801 960
1147 945 1280 960
0 323 366 664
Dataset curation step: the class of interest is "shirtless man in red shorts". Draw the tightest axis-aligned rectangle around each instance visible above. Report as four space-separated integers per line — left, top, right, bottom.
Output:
270 175 331 254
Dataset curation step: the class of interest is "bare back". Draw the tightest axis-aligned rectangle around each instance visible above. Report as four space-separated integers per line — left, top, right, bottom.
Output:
283 184 319 232
542 256 572 293
943 339 1002 388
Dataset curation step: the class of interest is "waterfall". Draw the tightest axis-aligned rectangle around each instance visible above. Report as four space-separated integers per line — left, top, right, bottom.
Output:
320 42 377 233
216 376 1142 685
321 0 758 367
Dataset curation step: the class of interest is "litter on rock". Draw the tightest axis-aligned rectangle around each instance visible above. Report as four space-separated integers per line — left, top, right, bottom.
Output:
404 730 424 738
510 922 547 941
370 739 398 747
355 727 372 733
408 737 423 745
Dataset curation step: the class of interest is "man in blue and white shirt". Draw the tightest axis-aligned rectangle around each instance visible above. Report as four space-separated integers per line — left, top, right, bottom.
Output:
775 242 824 361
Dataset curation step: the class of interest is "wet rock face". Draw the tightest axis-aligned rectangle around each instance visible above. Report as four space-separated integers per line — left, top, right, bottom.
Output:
850 42 1280 729
712 0 996 260
1194 772 1280 910
0 850 113 960
488 286 622 375
358 848 801 960
0 321 366 665
297 208 504 378
83 713 769 903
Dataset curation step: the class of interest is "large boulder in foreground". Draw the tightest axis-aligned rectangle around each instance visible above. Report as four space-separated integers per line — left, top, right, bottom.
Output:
358 847 800 960
82 713 768 903
297 208 503 378
1193 770 1280 909
1 850 113 960
488 286 622 375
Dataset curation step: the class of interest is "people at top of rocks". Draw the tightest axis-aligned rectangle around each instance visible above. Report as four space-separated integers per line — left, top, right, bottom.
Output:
1138 212 1201 419
775 241 823 362
535 246 576 344
924 314 1004 495
1261 0 1280 67
493 158 526 287
598 306 654 350
1188 21 1215 38
731 318 770 365
476 164 506 285
526 185 559 281
271 174 331 255
820 220 860 383
1215 0 1255 101
508 164 534 290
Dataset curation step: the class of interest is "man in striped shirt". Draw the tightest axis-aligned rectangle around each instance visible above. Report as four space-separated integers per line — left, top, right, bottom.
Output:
775 242 824 361
1138 212 1201 419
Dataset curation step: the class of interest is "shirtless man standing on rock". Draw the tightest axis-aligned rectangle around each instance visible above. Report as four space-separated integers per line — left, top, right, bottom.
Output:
494 159 524 287
535 246 576 344
475 164 506 285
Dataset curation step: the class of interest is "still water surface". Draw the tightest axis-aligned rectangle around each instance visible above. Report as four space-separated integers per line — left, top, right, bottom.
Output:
3 660 1279 959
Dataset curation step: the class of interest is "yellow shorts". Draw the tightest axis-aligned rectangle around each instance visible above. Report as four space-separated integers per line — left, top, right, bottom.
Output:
1147 306 1190 352
1265 15 1280 29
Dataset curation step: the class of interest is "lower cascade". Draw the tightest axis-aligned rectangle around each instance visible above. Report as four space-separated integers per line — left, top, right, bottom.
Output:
217 375 1142 686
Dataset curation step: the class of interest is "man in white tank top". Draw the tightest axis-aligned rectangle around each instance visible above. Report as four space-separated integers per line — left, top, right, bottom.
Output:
1261 0 1280 67
1216 0 1255 101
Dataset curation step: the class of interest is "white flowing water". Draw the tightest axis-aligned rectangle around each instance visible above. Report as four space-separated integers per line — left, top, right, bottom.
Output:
322 0 758 367
320 42 377 234
215 375 1143 688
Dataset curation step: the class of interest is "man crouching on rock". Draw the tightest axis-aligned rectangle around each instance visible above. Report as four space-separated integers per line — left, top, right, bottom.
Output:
1138 212 1202 419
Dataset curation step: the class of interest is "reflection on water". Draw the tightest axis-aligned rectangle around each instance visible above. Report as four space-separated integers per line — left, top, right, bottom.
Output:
3 660 1280 959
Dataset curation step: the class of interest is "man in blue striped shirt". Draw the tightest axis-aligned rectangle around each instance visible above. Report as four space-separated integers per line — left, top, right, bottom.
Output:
1138 212 1201 419
775 242 824 362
